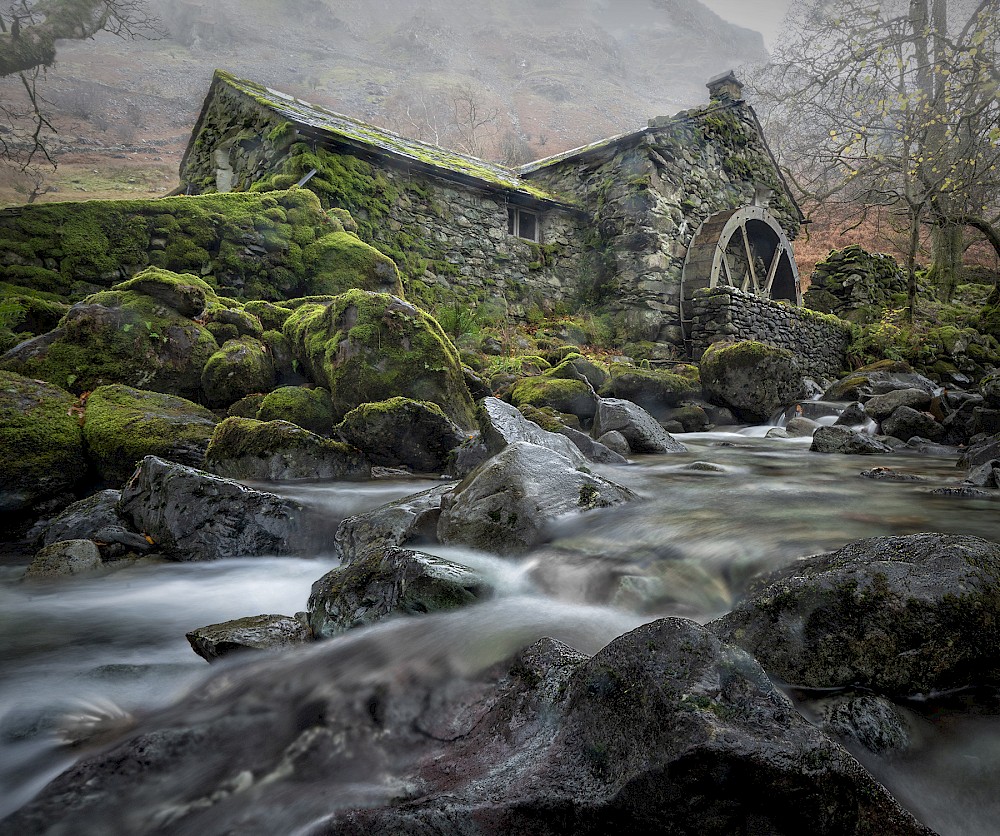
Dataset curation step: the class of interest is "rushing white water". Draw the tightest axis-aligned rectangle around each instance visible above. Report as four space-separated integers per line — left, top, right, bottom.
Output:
1 433 999 832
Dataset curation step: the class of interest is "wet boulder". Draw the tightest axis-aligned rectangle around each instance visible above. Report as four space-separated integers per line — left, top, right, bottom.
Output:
186 614 311 663
437 441 637 554
808 693 913 756
23 539 103 579
559 426 628 465
3 617 931 834
592 398 687 454
479 397 584 464
40 489 151 557
959 433 1000 469
335 397 466 473
864 388 932 422
200 336 277 408
834 402 869 427
118 456 314 560
699 340 806 423
0 371 86 515
1 269 220 399
880 405 945 443
810 425 894 455
597 430 630 456
711 533 1000 696
307 547 491 638
82 385 218 485
283 290 476 429
822 360 936 402
335 484 454 563
204 417 370 481
255 385 334 434
964 459 1000 489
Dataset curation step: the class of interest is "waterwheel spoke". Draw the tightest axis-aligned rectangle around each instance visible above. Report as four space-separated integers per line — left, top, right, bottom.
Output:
721 251 736 287
741 225 760 294
764 246 783 296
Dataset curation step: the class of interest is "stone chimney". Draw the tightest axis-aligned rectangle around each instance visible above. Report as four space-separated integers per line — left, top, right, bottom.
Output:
707 70 744 102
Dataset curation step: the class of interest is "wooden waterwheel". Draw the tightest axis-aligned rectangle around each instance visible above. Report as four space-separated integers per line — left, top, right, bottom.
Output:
681 206 802 308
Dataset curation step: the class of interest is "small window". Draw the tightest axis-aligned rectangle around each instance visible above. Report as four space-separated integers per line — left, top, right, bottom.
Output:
507 207 540 242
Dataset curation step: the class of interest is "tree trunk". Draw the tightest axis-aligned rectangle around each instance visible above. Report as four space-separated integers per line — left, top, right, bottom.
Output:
930 221 964 302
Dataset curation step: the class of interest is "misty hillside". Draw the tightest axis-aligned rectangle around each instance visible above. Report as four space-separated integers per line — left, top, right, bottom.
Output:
19 0 766 202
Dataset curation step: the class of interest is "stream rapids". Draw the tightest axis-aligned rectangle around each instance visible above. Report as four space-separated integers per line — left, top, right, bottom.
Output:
1 429 998 833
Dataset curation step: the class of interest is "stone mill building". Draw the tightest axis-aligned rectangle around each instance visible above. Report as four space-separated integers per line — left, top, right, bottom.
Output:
179 69 849 377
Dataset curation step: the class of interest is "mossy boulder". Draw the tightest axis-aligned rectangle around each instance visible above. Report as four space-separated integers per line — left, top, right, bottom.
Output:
82 384 219 485
822 360 936 402
700 340 806 423
547 354 609 389
204 416 370 481
201 336 277 408
607 363 701 416
256 386 334 434
1 269 220 398
282 290 476 428
243 300 293 331
335 397 466 473
510 376 597 421
302 231 405 296
112 268 214 318
0 371 86 514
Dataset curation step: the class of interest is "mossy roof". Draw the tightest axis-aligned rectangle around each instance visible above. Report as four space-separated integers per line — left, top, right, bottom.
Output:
209 71 577 210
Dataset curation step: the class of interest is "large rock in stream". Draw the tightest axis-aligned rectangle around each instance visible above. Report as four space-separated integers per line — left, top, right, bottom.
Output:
699 340 806 423
0 617 930 835
118 456 316 560
437 441 637 554
591 398 686 454
711 533 1000 696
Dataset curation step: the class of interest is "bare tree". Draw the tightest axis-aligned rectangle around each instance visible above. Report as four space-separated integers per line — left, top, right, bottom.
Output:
0 0 158 167
750 0 1000 310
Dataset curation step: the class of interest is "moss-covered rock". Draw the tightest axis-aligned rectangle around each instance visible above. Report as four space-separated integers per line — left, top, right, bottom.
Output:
283 290 476 428
302 231 405 297
203 305 264 339
821 360 935 402
0 371 86 514
228 393 267 418
243 300 293 331
607 363 701 415
112 268 214 318
510 376 597 421
335 397 466 473
1 269 221 398
82 384 219 485
256 386 334 434
204 416 369 481
700 340 805 423
201 336 277 408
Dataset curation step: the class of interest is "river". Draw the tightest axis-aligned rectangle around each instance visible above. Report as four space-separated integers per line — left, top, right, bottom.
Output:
1 429 998 833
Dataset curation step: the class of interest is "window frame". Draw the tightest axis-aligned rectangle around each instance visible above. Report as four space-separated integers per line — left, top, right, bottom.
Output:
507 206 541 243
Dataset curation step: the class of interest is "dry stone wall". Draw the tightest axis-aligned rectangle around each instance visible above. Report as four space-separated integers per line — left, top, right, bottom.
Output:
689 286 851 380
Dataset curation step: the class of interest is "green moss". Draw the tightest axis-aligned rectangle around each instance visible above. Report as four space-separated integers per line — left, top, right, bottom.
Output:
1 278 221 398
256 386 334 434
0 371 86 514
243 300 293 331
207 415 354 459
201 336 277 408
282 289 476 428
82 384 218 485
302 231 405 297
510 375 595 417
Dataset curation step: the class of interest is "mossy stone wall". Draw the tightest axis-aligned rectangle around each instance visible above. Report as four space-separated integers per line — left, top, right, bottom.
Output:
0 190 348 302
689 286 850 379
178 84 589 318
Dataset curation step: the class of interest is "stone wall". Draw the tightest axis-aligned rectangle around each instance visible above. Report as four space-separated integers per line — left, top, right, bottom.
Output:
804 245 907 324
689 286 851 380
524 98 802 348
